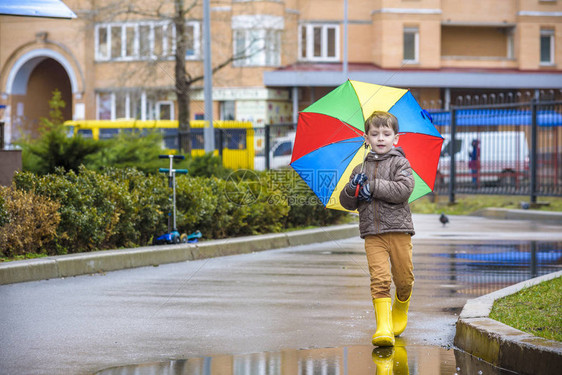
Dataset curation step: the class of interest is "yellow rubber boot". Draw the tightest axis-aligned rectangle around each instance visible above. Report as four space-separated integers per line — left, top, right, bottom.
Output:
371 347 394 374
392 345 409 375
392 292 411 336
372 298 395 346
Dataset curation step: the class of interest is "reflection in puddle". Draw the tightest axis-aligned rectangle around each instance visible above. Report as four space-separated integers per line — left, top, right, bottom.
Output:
426 241 562 297
95 344 515 375
94 241 554 375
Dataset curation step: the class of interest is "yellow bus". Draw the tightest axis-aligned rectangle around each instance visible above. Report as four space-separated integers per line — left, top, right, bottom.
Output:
63 119 255 170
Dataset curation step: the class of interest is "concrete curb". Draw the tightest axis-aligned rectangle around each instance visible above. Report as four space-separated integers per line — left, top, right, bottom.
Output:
0 224 359 286
470 208 562 223
454 270 562 375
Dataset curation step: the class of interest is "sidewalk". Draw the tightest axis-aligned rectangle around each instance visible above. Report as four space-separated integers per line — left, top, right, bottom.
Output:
1 212 561 374
470 207 562 223
0 224 359 285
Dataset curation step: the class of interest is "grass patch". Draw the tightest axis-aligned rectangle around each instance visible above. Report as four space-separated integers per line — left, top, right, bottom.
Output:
0 253 48 262
410 194 562 216
489 276 562 342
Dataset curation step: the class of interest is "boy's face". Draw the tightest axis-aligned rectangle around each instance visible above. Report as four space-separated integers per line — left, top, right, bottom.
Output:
364 125 399 155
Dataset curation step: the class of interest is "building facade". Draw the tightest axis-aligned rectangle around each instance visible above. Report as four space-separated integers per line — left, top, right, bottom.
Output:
1 0 561 146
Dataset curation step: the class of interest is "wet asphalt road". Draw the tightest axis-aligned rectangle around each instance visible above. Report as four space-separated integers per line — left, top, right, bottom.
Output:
1 214 561 375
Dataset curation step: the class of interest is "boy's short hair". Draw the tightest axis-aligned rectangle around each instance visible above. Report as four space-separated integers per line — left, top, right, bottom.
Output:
365 111 399 134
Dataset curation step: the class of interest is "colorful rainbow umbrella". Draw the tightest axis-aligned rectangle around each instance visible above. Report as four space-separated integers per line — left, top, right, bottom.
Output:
290 80 444 211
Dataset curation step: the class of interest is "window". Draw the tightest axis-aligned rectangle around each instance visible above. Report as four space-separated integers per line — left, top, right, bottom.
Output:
154 22 175 58
540 29 555 65
97 91 172 121
185 23 199 57
99 128 120 140
97 93 113 120
156 101 174 120
124 24 137 58
299 24 339 61
96 26 109 60
115 92 128 119
273 141 292 157
507 28 514 59
403 27 419 63
139 24 151 56
77 129 93 139
265 29 281 66
95 21 200 61
111 26 122 59
233 29 281 66
220 101 235 120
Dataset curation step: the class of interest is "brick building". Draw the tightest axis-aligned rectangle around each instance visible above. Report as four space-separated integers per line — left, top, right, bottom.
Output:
1 0 561 146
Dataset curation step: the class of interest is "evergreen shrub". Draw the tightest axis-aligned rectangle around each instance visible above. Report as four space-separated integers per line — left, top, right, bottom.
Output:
0 186 60 257
3 167 347 257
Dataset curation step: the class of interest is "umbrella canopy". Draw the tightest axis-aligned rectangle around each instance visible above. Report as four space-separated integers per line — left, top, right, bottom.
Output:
290 80 444 211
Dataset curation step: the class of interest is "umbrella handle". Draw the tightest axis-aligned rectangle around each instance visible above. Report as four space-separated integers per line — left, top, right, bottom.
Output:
355 142 369 198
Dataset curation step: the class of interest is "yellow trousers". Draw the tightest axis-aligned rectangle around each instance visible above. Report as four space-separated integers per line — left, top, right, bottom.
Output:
364 233 414 300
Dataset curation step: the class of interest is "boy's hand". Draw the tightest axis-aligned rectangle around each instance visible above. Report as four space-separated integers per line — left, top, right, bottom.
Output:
350 173 367 189
358 183 373 202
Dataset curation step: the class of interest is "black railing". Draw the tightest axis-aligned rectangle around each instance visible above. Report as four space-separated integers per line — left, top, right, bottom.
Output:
259 123 297 171
430 100 562 202
185 101 560 204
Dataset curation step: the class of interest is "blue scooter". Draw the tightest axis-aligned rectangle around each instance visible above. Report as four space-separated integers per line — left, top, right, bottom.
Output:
153 155 201 245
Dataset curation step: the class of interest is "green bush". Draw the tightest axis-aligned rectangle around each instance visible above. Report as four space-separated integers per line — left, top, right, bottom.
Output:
175 175 289 239
96 168 170 246
0 186 60 257
13 167 169 253
263 169 348 228
184 152 232 178
3 167 347 258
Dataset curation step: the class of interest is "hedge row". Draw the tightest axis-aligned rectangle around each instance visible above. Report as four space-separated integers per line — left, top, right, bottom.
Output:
0 167 347 258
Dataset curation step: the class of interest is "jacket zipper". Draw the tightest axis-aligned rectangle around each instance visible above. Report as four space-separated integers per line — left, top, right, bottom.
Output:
373 161 379 233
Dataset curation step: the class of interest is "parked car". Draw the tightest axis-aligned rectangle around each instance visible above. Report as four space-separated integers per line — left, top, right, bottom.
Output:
438 131 530 186
254 133 295 170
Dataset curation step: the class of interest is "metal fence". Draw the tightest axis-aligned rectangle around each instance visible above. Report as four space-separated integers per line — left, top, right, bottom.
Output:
194 101 561 203
259 123 297 171
431 100 562 202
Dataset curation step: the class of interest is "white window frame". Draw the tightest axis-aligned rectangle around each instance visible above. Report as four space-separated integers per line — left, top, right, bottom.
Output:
156 101 175 120
265 29 281 66
185 21 201 59
403 26 419 64
540 29 555 65
96 92 115 120
233 29 281 67
95 24 110 61
94 20 201 62
122 24 139 60
299 23 340 62
507 28 515 59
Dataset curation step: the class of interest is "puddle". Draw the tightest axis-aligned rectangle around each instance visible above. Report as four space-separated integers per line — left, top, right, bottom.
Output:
424 241 562 296
94 344 517 375
92 240 557 375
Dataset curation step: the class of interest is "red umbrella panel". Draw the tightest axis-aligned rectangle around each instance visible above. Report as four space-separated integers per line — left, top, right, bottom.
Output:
290 80 444 211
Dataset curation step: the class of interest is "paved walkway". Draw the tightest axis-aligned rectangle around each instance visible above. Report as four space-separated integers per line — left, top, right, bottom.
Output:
1 213 561 374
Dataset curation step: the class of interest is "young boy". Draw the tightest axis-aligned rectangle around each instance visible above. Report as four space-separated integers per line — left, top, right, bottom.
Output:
339 111 415 347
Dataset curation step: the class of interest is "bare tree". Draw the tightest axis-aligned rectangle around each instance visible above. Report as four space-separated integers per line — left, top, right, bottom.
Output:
88 0 261 153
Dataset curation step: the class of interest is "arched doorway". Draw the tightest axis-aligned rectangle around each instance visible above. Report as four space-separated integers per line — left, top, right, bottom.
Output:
9 56 72 141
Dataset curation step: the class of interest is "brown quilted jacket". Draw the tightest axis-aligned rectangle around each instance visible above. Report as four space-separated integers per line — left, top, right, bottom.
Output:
339 147 415 238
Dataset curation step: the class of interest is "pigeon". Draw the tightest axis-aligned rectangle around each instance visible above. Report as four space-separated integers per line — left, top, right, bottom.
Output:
439 212 449 226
